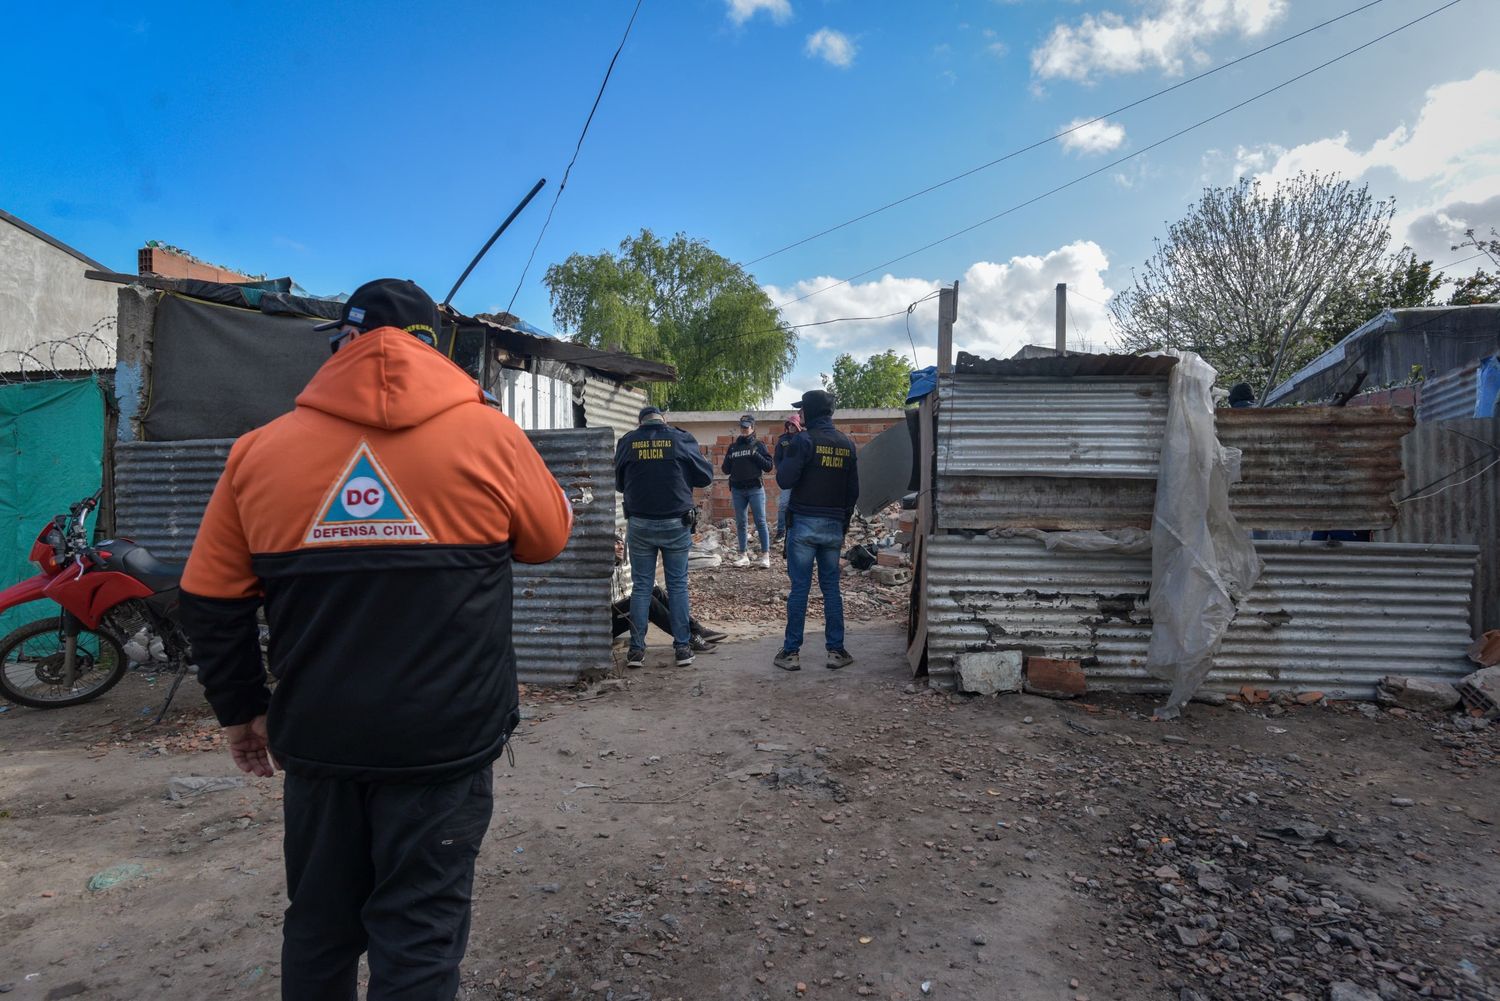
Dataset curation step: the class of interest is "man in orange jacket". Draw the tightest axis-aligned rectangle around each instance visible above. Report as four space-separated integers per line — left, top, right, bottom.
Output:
179 278 572 1001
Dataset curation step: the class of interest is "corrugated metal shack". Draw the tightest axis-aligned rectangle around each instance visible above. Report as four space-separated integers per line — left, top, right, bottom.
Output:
99 275 675 685
910 351 1481 700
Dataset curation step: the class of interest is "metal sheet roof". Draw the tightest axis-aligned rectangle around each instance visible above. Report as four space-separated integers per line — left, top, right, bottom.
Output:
925 535 1476 698
113 429 616 686
1216 406 1412 531
936 475 1154 531
938 375 1169 479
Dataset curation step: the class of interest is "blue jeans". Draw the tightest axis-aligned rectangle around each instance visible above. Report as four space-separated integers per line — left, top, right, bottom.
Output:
775 488 793 535
731 486 769 553
626 516 692 649
782 514 845 654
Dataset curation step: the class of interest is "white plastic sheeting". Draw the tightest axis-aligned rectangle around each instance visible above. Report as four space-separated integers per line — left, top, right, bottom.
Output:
1145 353 1262 717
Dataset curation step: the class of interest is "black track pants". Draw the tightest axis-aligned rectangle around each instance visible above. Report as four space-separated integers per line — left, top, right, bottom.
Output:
280 767 494 1001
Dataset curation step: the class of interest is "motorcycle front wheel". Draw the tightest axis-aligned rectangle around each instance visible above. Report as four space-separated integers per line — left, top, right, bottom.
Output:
0 617 128 709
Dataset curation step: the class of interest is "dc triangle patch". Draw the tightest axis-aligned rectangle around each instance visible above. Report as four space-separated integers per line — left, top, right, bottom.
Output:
304 441 432 545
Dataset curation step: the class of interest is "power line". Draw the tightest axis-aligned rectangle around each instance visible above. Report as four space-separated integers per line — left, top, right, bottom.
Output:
505 0 644 315
774 0 1464 312
1434 251 1489 272
746 0 1391 269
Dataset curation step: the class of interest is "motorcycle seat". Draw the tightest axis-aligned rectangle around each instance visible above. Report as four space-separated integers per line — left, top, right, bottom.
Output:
121 546 185 593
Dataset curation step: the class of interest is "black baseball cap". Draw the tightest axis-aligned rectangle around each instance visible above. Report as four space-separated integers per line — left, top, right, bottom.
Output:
739 414 755 428
315 278 440 349
791 389 836 417
638 405 665 422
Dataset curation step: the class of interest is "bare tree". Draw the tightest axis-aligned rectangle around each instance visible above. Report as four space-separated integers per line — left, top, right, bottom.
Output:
1111 173 1394 391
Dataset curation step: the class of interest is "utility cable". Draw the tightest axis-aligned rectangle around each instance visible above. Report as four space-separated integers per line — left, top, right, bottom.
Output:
746 0 1390 268
775 0 1464 311
505 0 644 315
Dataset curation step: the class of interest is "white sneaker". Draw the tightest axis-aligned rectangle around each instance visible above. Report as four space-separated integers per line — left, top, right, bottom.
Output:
758 553 771 569
731 552 750 567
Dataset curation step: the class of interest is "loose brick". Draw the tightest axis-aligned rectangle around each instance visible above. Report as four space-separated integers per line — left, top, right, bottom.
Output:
1024 657 1085 699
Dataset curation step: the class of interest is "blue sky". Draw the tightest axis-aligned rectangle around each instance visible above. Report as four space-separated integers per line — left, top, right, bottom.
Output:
4 0 1498 403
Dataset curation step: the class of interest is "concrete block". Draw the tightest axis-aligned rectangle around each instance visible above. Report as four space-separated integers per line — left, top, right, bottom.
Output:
956 650 1023 696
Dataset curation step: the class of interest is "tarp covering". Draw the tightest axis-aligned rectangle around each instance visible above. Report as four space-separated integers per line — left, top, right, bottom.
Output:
0 379 104 636
144 294 328 441
1145 352 1262 717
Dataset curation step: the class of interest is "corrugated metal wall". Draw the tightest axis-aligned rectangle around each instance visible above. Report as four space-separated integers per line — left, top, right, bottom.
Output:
114 439 233 560
113 429 615 685
1377 418 1500 637
926 535 1478 698
1417 362 1483 422
583 377 646 533
1217 407 1411 530
938 376 1169 478
934 394 1412 532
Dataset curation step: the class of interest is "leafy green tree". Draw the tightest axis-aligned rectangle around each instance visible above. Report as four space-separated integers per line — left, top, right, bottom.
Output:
1308 248 1444 351
544 229 796 410
1111 173 1395 388
1447 270 1500 305
821 350 911 408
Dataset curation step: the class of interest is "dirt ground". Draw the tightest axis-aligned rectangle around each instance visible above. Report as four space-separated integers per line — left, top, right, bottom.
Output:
1 585 1497 1001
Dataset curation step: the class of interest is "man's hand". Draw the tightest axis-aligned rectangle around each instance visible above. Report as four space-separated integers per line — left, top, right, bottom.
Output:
223 715 276 777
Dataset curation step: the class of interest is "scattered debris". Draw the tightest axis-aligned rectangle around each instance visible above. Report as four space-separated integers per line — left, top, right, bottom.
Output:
1459 665 1500 719
1375 675 1461 713
165 775 246 801
1468 629 1500 667
86 864 147 892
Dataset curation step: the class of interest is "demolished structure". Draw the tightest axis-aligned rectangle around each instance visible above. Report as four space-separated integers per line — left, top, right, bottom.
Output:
908 350 1482 710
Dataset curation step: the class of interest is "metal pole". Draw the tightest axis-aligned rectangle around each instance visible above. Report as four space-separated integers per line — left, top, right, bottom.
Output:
443 178 548 307
937 281 959 374
1055 282 1067 356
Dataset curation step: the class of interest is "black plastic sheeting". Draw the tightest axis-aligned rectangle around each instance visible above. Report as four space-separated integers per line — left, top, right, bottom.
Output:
143 294 329 441
855 419 915 516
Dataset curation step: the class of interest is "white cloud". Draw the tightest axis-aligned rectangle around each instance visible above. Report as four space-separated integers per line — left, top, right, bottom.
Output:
762 241 1118 404
1233 71 1500 265
805 28 857 68
1032 0 1288 83
726 0 791 26
987 41 1009 59
1058 117 1127 155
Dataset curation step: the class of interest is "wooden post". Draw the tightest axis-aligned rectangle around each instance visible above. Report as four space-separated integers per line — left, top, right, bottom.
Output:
937 281 958 374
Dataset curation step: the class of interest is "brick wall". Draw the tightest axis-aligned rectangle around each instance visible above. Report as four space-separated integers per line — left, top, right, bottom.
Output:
700 415 904 523
138 246 255 284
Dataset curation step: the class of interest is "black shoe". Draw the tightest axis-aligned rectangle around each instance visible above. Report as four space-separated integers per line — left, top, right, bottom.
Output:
674 644 695 667
698 628 728 644
826 648 854 670
690 635 718 653
773 649 801 672
625 648 646 669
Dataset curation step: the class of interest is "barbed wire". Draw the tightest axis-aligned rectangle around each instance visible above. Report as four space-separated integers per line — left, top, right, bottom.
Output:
0 317 116 384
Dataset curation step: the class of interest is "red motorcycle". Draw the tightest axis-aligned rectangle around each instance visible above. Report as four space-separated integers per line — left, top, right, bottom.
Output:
0 490 196 717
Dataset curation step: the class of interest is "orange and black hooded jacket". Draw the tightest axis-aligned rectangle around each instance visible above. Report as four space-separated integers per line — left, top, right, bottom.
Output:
179 329 572 783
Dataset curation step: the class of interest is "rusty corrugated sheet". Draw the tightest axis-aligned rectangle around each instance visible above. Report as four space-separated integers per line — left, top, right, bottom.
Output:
934 405 1412 531
1417 362 1484 422
1217 406 1413 531
1377 418 1500 637
113 429 615 686
938 375 1169 479
926 535 1476 698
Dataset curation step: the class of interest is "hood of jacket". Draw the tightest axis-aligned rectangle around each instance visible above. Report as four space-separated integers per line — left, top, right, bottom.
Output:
296 328 481 430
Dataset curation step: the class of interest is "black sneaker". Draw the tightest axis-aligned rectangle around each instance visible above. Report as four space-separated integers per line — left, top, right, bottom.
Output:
625 648 646 669
674 644 695 667
698 628 728 644
826 648 854 670
773 649 801 672
690 635 718 654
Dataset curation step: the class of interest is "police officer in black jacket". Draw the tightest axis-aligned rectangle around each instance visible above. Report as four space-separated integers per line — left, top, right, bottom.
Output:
772 389 859 672
722 414 774 568
614 405 715 669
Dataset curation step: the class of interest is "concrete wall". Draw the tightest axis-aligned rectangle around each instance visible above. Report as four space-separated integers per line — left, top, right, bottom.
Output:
0 215 117 368
666 408 906 526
